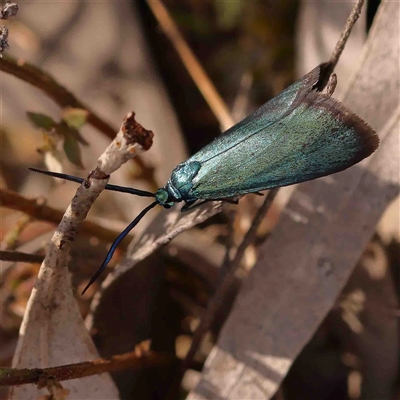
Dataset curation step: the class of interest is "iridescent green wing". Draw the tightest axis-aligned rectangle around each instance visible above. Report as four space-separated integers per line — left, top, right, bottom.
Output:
189 90 378 200
188 65 322 164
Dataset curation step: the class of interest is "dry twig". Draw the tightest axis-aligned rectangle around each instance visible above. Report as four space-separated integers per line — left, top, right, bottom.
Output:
318 0 366 90
0 350 174 386
147 0 234 131
0 250 43 264
329 0 365 70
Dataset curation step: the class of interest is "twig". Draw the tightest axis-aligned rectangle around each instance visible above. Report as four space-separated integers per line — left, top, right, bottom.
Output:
0 188 132 248
0 55 156 187
318 0 366 90
180 189 279 375
329 0 365 70
0 250 43 263
147 0 234 131
0 350 174 386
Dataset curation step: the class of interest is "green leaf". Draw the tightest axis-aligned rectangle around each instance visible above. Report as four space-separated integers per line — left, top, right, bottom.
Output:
63 131 84 169
62 108 89 130
27 112 56 130
58 123 89 146
69 127 89 146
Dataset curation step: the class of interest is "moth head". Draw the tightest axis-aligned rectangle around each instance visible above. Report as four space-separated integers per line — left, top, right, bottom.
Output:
155 188 175 208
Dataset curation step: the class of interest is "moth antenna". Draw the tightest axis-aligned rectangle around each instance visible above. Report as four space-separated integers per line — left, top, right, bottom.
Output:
81 201 158 295
29 167 84 184
29 168 155 198
101 183 155 198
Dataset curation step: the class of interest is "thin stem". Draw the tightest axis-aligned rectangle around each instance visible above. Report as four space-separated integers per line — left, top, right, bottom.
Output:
147 0 234 131
0 350 174 386
329 0 366 70
317 0 366 91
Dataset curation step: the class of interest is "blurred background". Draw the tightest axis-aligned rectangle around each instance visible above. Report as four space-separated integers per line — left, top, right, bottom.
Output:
1 0 398 399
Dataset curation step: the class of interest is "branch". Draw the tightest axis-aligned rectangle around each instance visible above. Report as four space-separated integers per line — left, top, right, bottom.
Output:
0 55 156 187
318 0 366 90
0 350 174 386
0 250 43 263
329 0 365 70
0 188 132 248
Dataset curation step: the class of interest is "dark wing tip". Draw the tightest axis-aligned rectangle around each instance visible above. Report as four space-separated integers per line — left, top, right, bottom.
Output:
306 92 379 161
329 99 379 158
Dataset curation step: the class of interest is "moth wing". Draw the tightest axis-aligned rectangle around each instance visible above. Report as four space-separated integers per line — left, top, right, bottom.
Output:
188 65 322 164
190 92 378 199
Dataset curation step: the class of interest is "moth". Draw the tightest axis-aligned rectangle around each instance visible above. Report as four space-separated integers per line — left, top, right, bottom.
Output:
31 64 379 293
